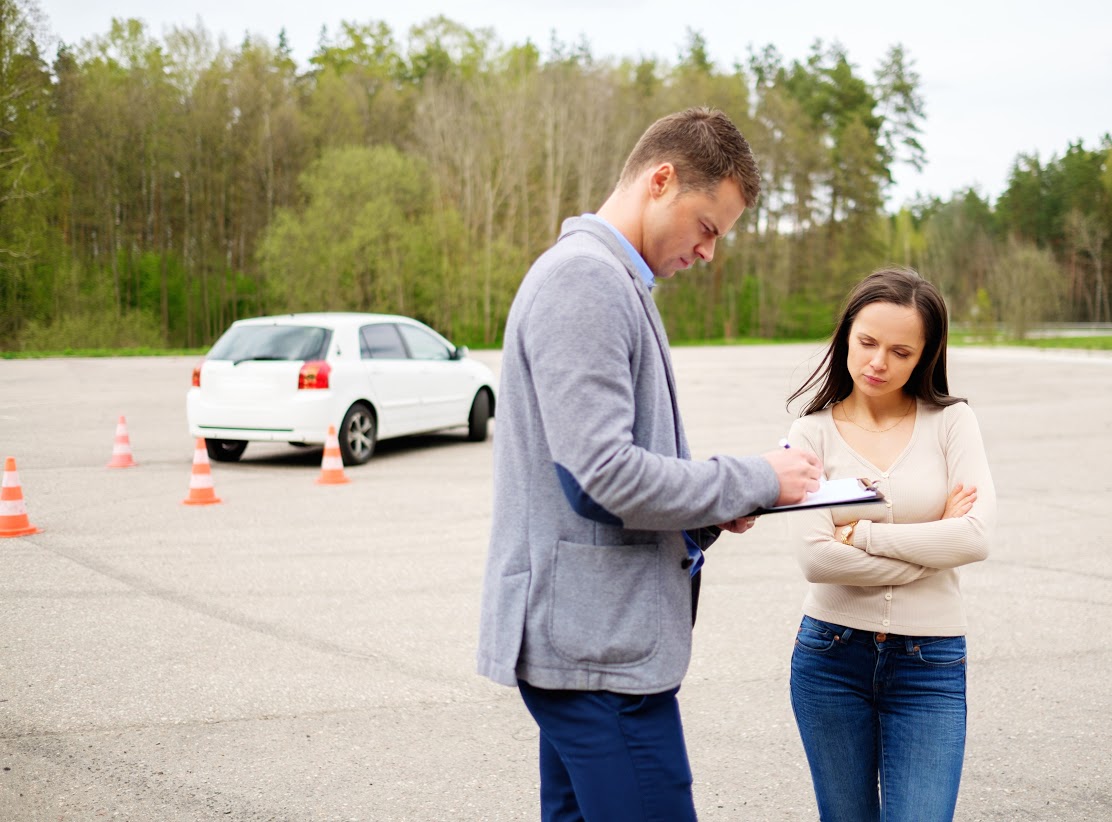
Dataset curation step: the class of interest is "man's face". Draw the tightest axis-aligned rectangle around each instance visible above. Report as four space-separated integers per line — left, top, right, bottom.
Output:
641 168 746 279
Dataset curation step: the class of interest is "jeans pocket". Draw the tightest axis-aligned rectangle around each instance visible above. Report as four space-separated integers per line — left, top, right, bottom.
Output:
913 635 967 667
794 615 841 653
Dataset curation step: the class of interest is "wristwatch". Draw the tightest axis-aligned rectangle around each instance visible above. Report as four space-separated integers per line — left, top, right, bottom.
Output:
838 520 858 546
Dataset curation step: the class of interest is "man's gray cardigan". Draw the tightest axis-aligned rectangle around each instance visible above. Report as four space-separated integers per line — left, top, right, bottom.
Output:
477 217 779 694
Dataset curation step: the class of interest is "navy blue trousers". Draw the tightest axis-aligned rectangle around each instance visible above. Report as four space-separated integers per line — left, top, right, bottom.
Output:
517 680 697 822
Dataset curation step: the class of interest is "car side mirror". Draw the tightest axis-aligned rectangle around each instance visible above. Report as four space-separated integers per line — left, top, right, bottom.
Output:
453 345 469 360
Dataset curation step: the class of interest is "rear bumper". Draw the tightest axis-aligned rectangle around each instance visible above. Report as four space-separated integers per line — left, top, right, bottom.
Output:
188 425 328 444
186 390 337 444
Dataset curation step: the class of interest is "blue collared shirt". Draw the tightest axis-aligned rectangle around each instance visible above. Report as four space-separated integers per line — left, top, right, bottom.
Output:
583 213 655 291
582 214 706 577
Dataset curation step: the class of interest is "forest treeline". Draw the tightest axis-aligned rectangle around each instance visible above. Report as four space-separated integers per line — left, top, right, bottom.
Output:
1 0 1109 351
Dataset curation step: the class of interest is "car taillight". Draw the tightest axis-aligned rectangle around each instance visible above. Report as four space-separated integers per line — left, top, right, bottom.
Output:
298 360 331 390
192 361 204 387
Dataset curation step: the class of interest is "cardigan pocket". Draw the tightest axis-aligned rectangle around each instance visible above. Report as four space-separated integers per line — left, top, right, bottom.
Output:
548 540 661 666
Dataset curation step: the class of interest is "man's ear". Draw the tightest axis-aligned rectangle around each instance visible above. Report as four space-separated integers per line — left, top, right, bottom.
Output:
648 163 677 200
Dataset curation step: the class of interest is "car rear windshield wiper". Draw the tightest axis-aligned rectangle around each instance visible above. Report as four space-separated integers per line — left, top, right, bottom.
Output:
232 356 289 365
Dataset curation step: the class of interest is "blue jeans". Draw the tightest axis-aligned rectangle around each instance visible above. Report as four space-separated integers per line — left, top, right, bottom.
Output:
790 616 967 822
517 680 697 822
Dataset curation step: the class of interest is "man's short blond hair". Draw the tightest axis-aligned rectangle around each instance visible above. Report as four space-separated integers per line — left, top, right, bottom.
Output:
620 107 761 207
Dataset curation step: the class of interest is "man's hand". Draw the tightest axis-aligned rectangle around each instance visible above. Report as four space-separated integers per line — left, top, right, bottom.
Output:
719 515 758 534
763 447 823 507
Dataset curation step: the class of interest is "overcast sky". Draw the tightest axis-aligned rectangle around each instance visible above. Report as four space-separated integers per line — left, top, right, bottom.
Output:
31 0 1112 209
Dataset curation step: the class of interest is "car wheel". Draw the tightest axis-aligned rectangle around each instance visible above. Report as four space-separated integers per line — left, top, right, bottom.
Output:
206 439 247 462
339 403 376 465
467 389 491 442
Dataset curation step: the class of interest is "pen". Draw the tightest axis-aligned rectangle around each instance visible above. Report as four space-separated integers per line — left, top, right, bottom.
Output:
778 438 790 449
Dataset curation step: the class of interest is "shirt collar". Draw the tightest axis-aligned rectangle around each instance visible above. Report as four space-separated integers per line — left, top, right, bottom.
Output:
582 213 655 291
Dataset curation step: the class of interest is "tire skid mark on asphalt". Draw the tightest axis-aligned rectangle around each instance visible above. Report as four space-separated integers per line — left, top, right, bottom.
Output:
37 543 458 688
2 589 146 599
0 695 498 741
0 721 272 820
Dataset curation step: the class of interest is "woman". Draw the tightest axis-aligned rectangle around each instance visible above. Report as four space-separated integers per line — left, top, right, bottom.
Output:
785 267 995 821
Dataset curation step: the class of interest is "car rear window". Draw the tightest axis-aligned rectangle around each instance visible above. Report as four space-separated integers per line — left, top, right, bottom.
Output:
207 325 332 362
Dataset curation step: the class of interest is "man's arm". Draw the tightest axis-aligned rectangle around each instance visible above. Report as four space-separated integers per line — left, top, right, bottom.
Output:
523 257 800 530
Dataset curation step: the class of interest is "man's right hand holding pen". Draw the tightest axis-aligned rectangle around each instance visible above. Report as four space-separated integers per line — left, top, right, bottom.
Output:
719 440 822 534
763 438 822 507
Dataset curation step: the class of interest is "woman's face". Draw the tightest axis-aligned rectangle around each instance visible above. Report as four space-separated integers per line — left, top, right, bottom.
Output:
845 301 926 399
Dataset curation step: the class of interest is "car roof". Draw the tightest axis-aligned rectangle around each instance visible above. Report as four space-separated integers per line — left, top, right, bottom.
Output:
230 312 421 329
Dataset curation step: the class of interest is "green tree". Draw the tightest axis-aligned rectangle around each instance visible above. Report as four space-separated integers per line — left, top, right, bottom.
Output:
990 237 1064 337
259 145 447 318
0 0 59 340
874 44 926 175
304 21 411 151
920 189 996 319
1064 208 1109 322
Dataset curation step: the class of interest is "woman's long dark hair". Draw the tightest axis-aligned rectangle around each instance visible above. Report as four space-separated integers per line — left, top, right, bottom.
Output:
787 267 965 416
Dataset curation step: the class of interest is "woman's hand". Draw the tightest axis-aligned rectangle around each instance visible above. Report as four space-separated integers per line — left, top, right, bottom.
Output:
942 483 977 519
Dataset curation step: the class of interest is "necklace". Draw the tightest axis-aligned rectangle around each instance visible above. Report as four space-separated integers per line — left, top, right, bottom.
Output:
840 398 915 433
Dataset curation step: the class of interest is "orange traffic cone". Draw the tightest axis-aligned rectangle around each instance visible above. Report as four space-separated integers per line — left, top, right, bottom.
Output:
1 457 41 538
182 438 222 505
316 425 350 485
106 414 138 468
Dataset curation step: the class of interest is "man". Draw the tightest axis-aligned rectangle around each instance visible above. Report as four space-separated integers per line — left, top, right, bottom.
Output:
477 107 822 821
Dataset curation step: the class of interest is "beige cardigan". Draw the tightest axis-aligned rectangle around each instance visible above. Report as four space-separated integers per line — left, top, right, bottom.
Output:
787 400 995 636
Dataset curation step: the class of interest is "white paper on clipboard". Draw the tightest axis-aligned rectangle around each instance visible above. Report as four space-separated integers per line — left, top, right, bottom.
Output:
756 477 885 514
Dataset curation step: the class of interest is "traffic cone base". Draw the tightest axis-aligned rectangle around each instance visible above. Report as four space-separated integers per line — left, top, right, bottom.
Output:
317 425 350 485
183 438 222 505
107 414 138 468
1 457 41 538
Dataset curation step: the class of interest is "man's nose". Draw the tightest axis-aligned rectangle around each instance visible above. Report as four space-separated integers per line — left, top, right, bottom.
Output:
696 239 716 262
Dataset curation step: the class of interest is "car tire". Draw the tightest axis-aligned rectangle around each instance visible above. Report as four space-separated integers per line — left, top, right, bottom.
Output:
467 389 491 442
339 403 376 465
206 439 247 462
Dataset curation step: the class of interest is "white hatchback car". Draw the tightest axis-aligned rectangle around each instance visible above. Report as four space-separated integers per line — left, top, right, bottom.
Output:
186 313 496 465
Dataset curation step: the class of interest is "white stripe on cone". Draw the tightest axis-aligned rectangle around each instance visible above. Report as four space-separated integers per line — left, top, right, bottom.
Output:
0 499 28 516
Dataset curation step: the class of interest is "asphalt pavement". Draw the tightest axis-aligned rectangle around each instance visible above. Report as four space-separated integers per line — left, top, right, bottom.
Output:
1 344 1110 821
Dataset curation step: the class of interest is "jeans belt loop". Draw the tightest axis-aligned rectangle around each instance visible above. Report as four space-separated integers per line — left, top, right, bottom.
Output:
840 627 854 644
